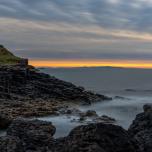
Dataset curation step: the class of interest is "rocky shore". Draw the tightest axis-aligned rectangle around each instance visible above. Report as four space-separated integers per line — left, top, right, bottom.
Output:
0 53 151 151
0 104 152 152
0 65 111 129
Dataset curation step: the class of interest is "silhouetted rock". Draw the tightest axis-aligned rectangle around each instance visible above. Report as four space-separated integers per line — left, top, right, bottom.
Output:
0 65 110 103
0 115 12 129
7 118 56 142
93 115 116 124
0 65 111 129
6 118 56 151
80 110 98 117
0 119 141 152
0 136 21 152
55 123 140 152
128 104 152 152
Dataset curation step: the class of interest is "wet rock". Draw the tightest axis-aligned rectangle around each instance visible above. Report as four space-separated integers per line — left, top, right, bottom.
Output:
114 96 130 100
54 123 140 152
59 107 82 116
80 110 98 117
0 118 142 152
0 65 110 104
79 116 86 122
0 136 21 152
128 104 152 152
93 115 116 124
0 115 12 129
0 65 111 129
7 118 56 148
143 104 152 113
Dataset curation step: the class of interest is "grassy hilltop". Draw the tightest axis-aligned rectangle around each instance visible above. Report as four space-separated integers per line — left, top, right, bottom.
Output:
0 45 21 65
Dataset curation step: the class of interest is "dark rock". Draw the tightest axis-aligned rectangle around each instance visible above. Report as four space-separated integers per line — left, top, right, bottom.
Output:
114 96 130 100
143 104 152 113
53 123 140 152
0 115 12 129
93 115 116 124
80 110 98 117
128 104 152 152
60 107 82 115
7 118 56 148
0 136 22 152
0 118 142 152
0 65 110 103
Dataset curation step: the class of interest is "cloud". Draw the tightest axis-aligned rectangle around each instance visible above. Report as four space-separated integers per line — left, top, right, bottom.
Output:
0 0 152 32
0 0 152 60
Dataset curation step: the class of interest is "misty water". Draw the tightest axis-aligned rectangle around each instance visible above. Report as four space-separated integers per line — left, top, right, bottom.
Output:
38 67 152 138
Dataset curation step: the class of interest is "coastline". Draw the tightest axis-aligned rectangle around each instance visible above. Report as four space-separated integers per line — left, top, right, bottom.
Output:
0 63 151 151
0 64 111 129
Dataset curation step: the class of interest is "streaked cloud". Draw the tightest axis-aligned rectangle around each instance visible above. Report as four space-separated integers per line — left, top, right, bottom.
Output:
0 0 152 61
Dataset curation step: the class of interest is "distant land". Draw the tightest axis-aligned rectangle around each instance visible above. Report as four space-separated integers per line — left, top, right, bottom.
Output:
29 59 152 69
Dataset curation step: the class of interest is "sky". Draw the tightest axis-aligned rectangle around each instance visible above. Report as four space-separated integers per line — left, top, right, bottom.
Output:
1 0 152 67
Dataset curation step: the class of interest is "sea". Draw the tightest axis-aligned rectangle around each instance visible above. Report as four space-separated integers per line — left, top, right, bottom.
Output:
37 67 152 138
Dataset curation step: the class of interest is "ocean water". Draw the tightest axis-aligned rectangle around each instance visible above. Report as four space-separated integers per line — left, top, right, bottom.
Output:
38 67 152 138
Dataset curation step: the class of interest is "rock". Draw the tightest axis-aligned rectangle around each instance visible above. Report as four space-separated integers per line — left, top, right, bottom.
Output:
78 110 98 123
80 110 98 117
143 104 152 113
0 65 111 130
114 96 130 100
0 118 56 152
59 107 82 115
0 118 142 152
0 136 22 152
128 104 152 152
79 116 86 122
53 123 140 152
7 118 56 148
93 115 116 124
0 65 110 103
0 115 12 129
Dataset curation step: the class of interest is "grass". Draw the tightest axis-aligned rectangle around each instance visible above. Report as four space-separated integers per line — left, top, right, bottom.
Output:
0 46 21 65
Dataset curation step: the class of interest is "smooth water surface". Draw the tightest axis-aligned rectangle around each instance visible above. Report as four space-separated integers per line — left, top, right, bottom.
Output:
38 67 152 138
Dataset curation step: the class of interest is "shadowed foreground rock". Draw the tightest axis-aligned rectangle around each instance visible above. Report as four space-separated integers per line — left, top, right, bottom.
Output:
7 119 56 145
0 119 141 152
55 123 140 152
129 104 152 152
0 115 12 129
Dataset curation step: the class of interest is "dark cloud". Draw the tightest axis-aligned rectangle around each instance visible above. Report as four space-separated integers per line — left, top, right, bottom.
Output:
0 0 152 31
0 0 152 60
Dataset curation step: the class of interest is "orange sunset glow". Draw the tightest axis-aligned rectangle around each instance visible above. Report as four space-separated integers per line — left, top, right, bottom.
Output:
29 59 152 69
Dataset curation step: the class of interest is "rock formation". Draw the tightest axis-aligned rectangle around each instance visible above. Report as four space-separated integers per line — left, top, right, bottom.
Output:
0 118 141 152
0 65 110 102
0 46 111 129
128 104 152 152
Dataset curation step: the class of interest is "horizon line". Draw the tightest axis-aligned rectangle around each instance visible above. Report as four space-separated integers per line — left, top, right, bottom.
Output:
29 59 152 69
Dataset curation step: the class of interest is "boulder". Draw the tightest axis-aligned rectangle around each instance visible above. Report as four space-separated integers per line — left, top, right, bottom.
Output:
128 104 152 152
7 118 56 148
0 136 21 152
53 123 140 152
80 110 98 118
143 104 152 113
93 115 116 124
0 118 142 152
